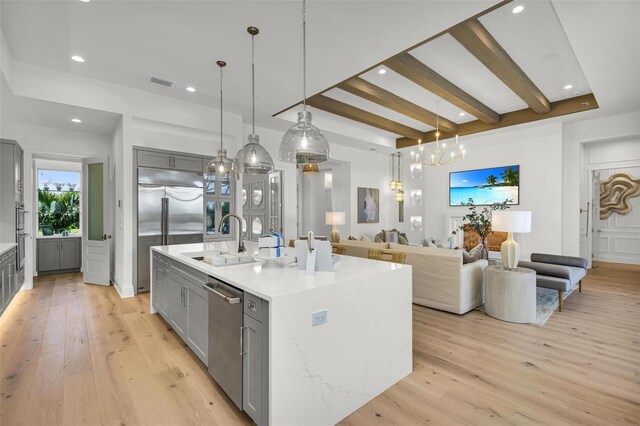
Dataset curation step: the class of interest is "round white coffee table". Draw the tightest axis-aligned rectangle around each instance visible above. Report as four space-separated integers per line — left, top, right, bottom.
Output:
484 266 536 323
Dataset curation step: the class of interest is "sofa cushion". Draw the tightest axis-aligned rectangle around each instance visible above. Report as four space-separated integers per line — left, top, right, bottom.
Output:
567 266 587 283
531 253 588 270
518 261 572 280
536 275 571 292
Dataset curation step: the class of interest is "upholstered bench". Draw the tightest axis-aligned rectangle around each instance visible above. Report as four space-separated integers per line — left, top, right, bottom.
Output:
518 253 588 312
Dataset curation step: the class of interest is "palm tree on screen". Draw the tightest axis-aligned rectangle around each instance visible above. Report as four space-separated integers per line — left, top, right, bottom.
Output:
486 175 497 185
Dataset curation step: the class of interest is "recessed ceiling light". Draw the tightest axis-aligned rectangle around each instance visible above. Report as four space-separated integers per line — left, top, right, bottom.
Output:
80 0 90 2
459 112 465 117
186 86 196 93
71 118 82 123
71 55 85 63
512 5 524 14
378 69 386 75
564 84 573 90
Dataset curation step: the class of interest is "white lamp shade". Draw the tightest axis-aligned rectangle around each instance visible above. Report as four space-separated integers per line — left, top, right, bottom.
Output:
491 211 532 233
325 212 346 226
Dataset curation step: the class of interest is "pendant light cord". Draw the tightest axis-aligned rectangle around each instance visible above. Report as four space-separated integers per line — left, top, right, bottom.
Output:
219 64 223 154
251 33 256 135
302 0 307 114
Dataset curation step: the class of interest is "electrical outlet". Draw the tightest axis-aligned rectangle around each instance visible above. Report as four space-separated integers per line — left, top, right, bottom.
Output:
312 309 328 327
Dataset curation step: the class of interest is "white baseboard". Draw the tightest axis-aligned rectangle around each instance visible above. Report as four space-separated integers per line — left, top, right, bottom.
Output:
112 277 135 298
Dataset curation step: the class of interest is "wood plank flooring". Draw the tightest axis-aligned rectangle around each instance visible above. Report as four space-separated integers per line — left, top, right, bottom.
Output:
1 262 638 425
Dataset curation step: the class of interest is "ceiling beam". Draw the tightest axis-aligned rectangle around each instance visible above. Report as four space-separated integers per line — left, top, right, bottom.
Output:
449 19 551 114
307 95 425 141
384 53 500 125
338 77 459 134
396 93 598 148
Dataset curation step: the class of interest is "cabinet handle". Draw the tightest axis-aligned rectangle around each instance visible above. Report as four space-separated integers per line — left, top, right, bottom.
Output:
241 326 248 356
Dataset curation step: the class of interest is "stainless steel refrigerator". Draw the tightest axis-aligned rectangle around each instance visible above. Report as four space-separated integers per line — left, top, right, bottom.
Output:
136 168 203 293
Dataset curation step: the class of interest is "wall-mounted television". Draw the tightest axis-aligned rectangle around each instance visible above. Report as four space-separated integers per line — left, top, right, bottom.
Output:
449 165 520 206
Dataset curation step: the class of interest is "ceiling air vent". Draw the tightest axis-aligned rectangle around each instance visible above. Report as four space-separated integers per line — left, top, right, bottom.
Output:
149 75 175 88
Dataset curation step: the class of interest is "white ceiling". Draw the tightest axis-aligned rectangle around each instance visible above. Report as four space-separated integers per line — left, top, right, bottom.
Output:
1 75 121 136
1 0 638 148
0 0 494 139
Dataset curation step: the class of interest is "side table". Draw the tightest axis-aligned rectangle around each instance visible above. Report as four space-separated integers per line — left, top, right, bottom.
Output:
484 265 536 323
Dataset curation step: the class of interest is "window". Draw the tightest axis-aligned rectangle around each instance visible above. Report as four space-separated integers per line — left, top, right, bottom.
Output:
38 169 81 235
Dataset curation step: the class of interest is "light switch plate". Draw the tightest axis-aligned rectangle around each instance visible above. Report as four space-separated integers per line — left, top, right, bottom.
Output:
312 309 328 327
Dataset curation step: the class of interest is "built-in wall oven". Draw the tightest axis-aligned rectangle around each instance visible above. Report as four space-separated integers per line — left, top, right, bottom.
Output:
15 202 28 272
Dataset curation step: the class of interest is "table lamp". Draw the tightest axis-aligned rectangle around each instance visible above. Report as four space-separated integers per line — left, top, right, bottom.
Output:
491 211 532 270
325 212 346 243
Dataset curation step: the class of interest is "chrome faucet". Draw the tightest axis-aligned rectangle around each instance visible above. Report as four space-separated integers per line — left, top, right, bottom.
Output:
219 213 246 254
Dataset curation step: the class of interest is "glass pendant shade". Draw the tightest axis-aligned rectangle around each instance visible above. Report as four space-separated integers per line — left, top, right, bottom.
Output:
236 134 274 175
302 163 319 174
395 190 405 202
279 111 329 164
206 148 233 179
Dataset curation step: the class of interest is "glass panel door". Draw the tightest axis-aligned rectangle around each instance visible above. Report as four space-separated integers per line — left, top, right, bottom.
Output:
88 162 104 241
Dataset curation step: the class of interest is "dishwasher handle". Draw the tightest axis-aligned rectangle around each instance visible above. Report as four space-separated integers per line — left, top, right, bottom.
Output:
204 282 242 304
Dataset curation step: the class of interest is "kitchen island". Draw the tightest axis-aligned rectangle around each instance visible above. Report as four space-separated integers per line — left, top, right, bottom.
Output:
150 242 412 426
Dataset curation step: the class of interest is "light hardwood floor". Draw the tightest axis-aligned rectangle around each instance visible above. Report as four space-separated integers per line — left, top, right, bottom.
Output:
1 262 638 425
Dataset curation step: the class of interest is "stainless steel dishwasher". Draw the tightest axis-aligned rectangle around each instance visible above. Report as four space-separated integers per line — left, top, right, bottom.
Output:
204 278 243 409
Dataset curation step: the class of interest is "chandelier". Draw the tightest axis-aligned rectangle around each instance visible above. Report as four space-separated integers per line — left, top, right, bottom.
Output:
410 101 466 167
389 152 404 202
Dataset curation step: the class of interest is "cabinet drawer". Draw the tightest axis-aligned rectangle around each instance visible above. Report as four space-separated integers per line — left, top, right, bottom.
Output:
244 292 264 322
170 262 207 298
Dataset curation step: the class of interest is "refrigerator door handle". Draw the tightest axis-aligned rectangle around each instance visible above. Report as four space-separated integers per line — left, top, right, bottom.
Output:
161 197 168 245
164 198 169 244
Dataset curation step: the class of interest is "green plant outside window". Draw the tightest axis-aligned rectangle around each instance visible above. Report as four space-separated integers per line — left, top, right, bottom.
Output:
38 169 81 235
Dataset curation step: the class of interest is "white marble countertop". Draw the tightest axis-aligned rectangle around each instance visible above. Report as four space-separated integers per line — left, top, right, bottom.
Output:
0 243 17 257
36 234 82 239
152 242 410 301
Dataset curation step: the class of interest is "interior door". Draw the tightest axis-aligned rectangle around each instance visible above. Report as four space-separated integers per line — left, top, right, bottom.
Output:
82 156 111 286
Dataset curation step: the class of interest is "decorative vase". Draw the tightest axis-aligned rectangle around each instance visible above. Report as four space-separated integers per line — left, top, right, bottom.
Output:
481 238 489 260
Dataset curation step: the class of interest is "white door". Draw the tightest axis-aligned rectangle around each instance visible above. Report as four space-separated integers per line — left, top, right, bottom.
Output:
82 156 111 285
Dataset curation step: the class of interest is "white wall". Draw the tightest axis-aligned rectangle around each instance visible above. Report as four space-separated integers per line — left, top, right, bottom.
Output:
0 121 112 289
407 123 564 260
585 139 640 265
562 110 640 259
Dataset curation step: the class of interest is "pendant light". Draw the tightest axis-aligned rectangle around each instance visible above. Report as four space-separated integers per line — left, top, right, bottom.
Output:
205 60 232 179
389 153 397 190
278 0 330 165
232 26 274 177
302 163 319 174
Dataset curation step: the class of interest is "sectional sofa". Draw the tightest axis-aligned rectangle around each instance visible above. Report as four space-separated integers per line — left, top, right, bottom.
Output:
337 240 488 314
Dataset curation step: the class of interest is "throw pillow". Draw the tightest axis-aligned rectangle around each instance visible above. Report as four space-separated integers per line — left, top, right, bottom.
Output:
398 235 409 245
359 235 369 242
468 243 484 260
347 235 357 240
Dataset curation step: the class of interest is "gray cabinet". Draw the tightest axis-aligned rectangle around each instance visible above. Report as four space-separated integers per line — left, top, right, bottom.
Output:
137 149 203 172
243 293 269 426
151 253 208 365
59 238 81 270
186 283 208 362
168 271 188 338
37 238 81 274
37 239 61 272
1 248 18 316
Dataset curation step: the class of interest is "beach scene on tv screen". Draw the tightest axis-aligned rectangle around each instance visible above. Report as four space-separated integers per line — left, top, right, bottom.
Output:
450 165 519 205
